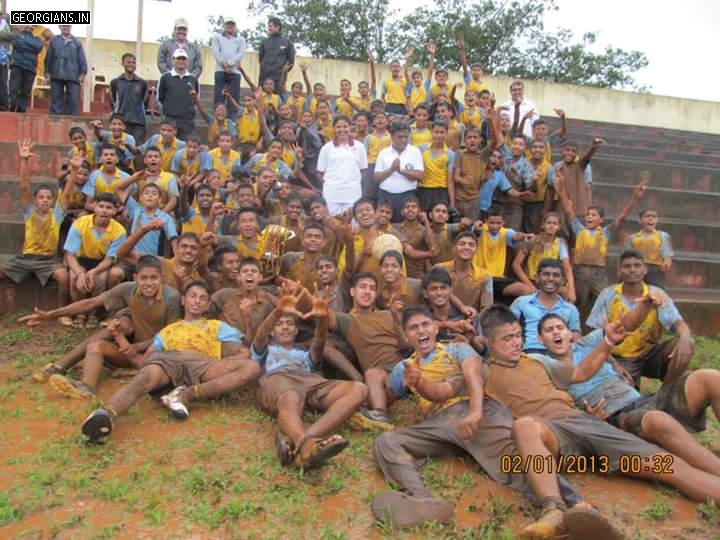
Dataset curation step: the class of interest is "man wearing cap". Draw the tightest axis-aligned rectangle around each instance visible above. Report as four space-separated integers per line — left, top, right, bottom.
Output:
211 16 246 117
44 25 87 116
158 49 199 140
258 16 295 92
157 18 202 79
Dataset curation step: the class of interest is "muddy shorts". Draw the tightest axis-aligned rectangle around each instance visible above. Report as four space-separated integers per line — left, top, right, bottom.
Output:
609 373 706 435
544 413 664 473
0 254 62 286
257 369 342 415
143 351 214 388
615 337 678 388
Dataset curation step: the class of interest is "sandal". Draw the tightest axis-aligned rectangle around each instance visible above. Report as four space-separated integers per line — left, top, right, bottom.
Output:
85 315 100 329
275 431 294 466
293 434 349 470
71 314 87 329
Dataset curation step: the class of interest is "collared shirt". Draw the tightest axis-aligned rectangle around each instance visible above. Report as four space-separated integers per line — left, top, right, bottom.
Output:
317 139 368 205
110 73 148 126
375 144 424 194
511 293 581 352
499 145 534 191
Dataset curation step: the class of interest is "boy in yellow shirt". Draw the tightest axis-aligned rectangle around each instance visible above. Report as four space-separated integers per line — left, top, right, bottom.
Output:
418 121 455 211
380 58 407 116
209 131 240 182
458 36 490 94
0 140 72 315
624 208 674 288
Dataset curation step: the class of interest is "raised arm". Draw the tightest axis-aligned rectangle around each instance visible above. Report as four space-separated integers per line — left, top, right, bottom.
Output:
58 155 82 212
581 137 605 168
572 319 626 383
554 108 567 139
613 181 647 228
300 62 312 95
457 36 469 79
368 51 377 95
18 139 35 209
426 42 436 84
238 64 257 93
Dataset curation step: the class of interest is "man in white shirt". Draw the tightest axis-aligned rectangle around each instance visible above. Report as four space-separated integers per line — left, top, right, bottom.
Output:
373 123 424 223
211 15 246 117
501 80 539 139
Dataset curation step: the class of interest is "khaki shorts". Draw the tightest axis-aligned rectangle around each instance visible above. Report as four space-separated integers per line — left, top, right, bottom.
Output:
256 369 342 415
610 373 707 435
0 254 63 286
144 351 215 387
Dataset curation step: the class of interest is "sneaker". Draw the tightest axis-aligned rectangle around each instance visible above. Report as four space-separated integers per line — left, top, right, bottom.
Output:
371 491 453 528
160 385 190 419
349 407 394 431
32 362 63 383
49 374 95 399
81 408 113 444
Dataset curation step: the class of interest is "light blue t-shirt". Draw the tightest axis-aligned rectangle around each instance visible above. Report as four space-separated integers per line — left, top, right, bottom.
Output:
125 196 178 255
478 169 512 211
511 293 581 352
251 343 315 374
387 342 477 398
63 219 126 259
567 329 641 415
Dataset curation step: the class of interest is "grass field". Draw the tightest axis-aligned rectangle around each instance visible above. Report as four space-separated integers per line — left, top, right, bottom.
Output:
0 318 719 539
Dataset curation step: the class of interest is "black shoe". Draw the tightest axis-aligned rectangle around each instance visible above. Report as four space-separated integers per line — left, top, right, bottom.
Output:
81 408 113 444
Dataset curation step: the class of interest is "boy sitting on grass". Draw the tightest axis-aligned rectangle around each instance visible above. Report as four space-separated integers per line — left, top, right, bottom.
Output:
253 283 367 469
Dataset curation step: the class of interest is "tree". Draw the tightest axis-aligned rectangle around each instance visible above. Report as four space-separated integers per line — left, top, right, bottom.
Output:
246 0 398 63
237 0 648 90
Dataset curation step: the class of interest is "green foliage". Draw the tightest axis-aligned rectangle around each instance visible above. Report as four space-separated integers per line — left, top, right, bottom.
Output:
238 0 648 90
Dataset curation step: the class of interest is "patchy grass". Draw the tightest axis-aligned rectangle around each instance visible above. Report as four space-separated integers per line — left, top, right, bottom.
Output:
0 324 719 539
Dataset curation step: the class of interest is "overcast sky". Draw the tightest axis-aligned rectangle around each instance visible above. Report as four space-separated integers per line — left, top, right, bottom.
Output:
8 0 719 102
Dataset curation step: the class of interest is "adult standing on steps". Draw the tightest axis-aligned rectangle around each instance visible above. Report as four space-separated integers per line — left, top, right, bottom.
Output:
501 80 538 139
158 49 199 141
211 15 246 118
157 18 202 79
258 17 295 92
44 25 87 116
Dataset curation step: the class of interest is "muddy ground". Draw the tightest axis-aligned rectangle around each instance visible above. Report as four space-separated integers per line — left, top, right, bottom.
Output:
1 321 719 539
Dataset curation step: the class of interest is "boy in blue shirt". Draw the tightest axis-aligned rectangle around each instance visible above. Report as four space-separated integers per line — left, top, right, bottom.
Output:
253 283 367 469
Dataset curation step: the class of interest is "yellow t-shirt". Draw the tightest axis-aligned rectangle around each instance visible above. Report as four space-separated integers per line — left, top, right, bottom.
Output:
364 132 391 164
429 83 455 101
526 238 563 280
410 125 433 147
91 168 124 196
629 231 664 266
420 145 451 189
207 118 236 146
263 92 280 110
408 84 428 110
525 160 552 203
607 283 662 359
69 143 96 170
459 106 483 128
573 226 608 267
70 214 126 260
22 204 64 257
237 110 261 144
467 79 490 94
209 148 240 180
383 76 407 105
473 224 513 278
349 95 372 112
156 319 224 360
158 137 180 172
334 96 354 117
408 344 468 417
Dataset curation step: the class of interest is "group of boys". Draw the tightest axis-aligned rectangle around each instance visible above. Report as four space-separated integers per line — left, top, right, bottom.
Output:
1 28 717 540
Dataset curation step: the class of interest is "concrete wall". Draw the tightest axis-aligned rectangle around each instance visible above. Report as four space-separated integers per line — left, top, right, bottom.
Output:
84 38 720 134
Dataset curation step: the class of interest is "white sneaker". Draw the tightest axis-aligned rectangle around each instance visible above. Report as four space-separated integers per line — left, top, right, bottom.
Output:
160 385 189 419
